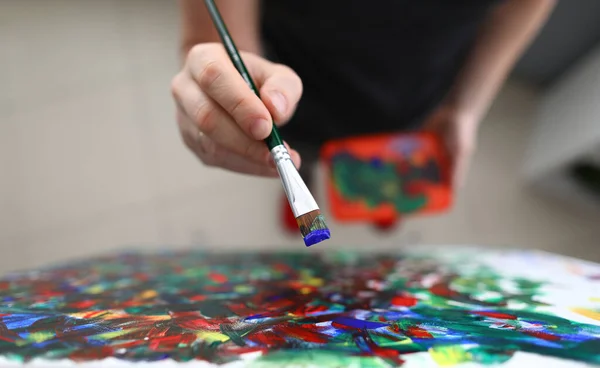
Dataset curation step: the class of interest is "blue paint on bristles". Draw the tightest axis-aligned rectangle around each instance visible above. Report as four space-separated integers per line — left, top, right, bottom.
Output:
304 228 331 247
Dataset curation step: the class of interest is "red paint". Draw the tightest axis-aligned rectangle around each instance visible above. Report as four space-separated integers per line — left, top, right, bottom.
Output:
209 272 228 284
227 303 255 316
133 273 149 282
70 346 114 361
115 300 142 309
407 326 433 339
114 340 146 349
70 300 96 309
389 324 401 333
38 290 64 298
273 263 294 273
473 311 517 320
147 326 170 338
148 334 196 350
304 305 329 314
247 331 286 346
205 285 231 292
274 325 329 344
189 295 207 302
524 330 561 341
174 316 234 331
429 282 457 297
391 295 418 307
358 335 405 366
81 311 106 319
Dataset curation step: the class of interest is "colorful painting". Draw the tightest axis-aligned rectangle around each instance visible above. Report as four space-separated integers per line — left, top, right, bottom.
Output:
0 248 599 367
321 133 452 223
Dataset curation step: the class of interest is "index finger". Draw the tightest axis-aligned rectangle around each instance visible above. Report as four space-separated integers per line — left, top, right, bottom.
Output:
187 45 273 141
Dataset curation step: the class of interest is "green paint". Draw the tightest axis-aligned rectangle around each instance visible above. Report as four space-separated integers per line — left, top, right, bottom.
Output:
331 154 427 213
309 215 328 232
249 350 391 368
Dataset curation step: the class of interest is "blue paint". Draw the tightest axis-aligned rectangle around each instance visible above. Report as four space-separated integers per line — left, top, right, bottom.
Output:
3 314 49 330
332 317 388 330
370 158 384 169
354 335 373 352
244 314 269 321
304 229 331 247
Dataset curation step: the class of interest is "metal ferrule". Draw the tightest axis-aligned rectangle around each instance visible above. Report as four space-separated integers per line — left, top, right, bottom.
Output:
270 145 319 217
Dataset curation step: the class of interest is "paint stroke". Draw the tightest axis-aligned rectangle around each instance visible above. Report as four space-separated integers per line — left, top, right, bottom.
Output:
0 251 598 367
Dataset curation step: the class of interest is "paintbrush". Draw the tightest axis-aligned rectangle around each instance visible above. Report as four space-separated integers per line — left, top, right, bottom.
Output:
203 0 331 247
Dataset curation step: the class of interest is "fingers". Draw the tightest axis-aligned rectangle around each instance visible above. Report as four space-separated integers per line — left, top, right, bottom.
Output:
187 44 273 140
258 64 303 125
172 43 304 177
172 72 270 164
192 135 302 177
176 105 302 177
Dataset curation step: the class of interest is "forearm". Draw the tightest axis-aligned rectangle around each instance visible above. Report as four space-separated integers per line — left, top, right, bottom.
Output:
178 0 263 59
446 0 556 122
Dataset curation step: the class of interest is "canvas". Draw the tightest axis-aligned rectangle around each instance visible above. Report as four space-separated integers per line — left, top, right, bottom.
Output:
0 247 598 367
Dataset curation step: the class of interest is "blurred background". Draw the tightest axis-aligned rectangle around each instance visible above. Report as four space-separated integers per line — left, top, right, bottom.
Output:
1 0 599 274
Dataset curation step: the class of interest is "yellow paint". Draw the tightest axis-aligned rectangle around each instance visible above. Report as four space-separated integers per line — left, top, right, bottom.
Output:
86 285 105 294
27 331 54 343
69 311 109 319
196 331 230 343
234 285 252 293
304 277 324 287
590 297 600 303
300 287 313 295
399 337 414 345
378 337 414 347
140 290 158 299
429 345 472 366
382 182 398 199
571 307 600 321
95 329 134 340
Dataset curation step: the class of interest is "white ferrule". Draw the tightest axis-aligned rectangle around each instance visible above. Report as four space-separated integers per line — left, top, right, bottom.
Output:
270 145 319 217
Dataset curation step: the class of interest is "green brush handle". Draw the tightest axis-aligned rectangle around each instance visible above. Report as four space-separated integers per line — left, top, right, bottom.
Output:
203 0 284 150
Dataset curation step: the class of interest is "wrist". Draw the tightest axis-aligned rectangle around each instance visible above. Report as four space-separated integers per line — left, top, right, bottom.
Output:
438 99 480 127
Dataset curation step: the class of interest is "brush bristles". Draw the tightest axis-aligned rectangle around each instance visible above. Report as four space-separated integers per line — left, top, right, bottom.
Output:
296 210 331 247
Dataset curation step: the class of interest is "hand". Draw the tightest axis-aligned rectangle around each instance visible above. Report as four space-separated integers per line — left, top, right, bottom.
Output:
171 43 303 177
423 105 479 187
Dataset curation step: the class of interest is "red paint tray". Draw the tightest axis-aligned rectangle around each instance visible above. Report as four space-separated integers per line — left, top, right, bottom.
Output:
321 132 453 223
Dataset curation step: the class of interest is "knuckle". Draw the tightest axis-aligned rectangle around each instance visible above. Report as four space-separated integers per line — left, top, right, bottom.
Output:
291 72 303 95
199 135 218 157
230 95 251 117
187 44 209 63
170 73 184 100
201 155 215 167
193 102 217 134
241 141 262 161
279 65 303 94
180 130 197 152
197 60 223 91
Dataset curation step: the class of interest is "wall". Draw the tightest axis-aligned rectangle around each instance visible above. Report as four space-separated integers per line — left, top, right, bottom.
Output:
1 0 598 274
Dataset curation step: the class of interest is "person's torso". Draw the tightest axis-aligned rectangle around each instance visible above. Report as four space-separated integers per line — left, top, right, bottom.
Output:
262 0 502 144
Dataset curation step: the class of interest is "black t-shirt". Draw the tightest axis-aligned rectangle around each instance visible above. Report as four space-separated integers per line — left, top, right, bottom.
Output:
261 0 502 146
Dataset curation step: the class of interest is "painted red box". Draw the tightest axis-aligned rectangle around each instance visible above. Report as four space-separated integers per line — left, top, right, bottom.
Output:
321 132 453 223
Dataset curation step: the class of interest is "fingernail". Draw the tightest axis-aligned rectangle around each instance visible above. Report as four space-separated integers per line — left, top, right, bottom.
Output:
269 91 287 116
250 118 270 140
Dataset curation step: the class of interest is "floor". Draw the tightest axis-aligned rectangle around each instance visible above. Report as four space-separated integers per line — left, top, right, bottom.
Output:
1 0 599 274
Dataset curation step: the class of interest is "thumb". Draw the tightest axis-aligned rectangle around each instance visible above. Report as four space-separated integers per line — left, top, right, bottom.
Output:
258 65 303 126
